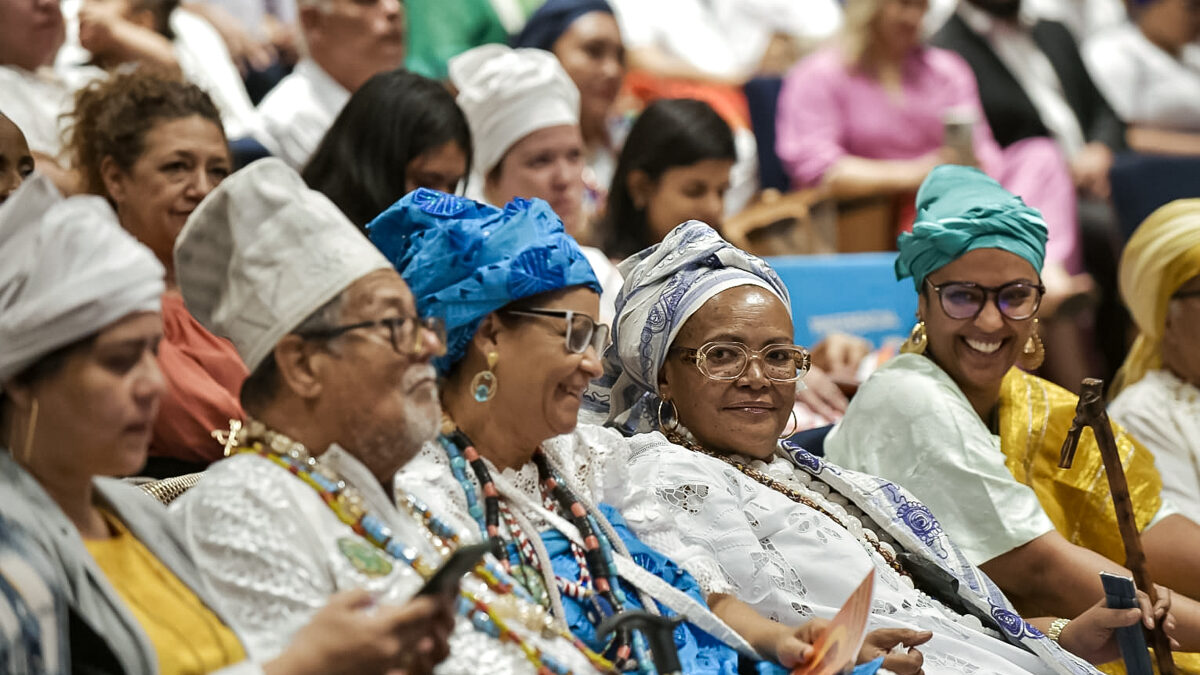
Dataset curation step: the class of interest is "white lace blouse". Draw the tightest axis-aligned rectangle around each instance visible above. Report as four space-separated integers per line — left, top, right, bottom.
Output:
622 431 1058 675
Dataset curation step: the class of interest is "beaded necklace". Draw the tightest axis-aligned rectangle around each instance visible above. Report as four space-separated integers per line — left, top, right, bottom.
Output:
664 430 908 577
438 425 651 672
216 419 614 675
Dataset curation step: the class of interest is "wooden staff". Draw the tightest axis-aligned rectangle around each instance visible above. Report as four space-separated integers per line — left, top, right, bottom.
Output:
1059 378 1175 675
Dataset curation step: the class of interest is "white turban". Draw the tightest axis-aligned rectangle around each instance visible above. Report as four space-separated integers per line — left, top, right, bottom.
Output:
449 44 581 176
174 158 392 372
0 176 165 390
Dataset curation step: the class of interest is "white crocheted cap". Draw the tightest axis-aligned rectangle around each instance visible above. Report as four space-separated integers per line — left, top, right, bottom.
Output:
449 43 581 176
174 158 391 372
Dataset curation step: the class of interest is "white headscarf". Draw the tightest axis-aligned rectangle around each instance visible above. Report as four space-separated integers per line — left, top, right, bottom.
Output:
581 221 791 433
449 44 581 176
0 176 165 390
174 158 392 372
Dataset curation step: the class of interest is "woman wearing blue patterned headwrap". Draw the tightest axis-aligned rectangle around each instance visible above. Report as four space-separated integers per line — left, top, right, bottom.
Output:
826 166 1200 668
376 189 891 675
591 217 1140 675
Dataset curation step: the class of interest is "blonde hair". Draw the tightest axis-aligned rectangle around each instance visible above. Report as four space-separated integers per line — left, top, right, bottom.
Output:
841 0 885 67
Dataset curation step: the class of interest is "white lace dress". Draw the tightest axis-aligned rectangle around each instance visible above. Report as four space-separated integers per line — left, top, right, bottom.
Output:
171 446 603 675
622 431 1059 675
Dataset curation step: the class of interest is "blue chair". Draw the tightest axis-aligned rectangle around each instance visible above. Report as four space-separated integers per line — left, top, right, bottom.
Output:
766 252 916 349
1110 153 1200 240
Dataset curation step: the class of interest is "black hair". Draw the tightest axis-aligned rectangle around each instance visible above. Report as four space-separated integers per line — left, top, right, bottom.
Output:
302 69 473 230
602 98 735 259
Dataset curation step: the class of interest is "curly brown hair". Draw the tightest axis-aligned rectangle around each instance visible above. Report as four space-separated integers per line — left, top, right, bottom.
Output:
65 68 226 198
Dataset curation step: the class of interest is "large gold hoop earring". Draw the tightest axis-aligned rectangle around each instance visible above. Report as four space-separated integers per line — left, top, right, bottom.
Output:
657 398 680 432
1018 318 1045 370
21 397 38 464
779 408 799 440
471 351 499 403
900 320 927 355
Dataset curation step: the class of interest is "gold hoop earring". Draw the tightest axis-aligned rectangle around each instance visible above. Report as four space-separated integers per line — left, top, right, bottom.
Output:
657 398 679 432
900 320 927 355
471 351 499 402
21 397 38 464
779 408 799 440
1018 318 1045 370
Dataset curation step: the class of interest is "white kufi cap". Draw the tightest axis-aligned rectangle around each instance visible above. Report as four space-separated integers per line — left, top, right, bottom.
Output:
0 175 165 390
449 44 581 176
173 158 392 372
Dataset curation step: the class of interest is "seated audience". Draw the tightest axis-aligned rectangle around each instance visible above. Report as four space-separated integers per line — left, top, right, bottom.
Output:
825 165 1200 666
73 0 270 151
0 0 96 191
1110 200 1200 523
593 219 1168 673
377 189 926 675
512 0 627 212
302 68 471 229
258 0 405 169
0 113 35 205
777 0 1079 277
171 159 611 674
65 70 245 475
449 43 622 322
1083 0 1200 156
0 175 455 675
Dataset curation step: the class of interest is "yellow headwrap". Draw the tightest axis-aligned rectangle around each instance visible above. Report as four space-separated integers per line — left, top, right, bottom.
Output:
1113 199 1200 395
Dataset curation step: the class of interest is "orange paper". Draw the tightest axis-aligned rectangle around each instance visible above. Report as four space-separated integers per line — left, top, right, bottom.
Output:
792 571 875 675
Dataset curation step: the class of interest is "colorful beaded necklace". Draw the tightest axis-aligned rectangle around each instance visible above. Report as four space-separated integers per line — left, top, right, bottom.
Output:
438 425 652 672
215 419 614 674
664 430 908 577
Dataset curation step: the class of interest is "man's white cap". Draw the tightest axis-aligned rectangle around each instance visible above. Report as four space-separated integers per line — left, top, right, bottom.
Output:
449 43 581 176
174 158 392 372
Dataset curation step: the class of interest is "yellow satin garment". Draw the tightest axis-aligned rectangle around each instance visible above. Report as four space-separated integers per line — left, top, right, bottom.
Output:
999 370 1200 674
997 368 1162 563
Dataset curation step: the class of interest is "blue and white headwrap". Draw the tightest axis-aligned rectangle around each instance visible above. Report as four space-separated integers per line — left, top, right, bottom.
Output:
582 221 791 434
368 188 601 375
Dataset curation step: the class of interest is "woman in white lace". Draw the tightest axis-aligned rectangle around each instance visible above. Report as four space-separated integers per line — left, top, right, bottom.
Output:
587 219 1165 675
375 188 924 675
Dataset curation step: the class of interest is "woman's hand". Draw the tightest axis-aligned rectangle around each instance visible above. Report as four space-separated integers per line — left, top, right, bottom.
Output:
771 616 827 668
265 589 456 675
795 365 850 422
859 628 931 675
1057 587 1178 665
809 333 871 379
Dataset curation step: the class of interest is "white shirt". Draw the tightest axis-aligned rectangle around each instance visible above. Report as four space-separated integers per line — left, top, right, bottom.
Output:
172 445 601 674
257 58 350 170
623 431 1055 675
0 66 77 158
1084 23 1200 131
1110 370 1200 523
171 9 272 147
957 3 1088 157
610 0 842 81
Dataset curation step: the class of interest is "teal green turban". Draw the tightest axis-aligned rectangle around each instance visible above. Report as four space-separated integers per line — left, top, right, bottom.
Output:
895 165 1048 290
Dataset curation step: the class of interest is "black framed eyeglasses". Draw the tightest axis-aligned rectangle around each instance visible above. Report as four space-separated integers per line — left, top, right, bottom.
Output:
926 279 1045 321
670 341 811 382
503 308 609 354
297 316 447 357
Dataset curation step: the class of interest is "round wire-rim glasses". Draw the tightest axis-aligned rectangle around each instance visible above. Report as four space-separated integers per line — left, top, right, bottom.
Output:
671 341 812 382
926 279 1046 321
503 308 609 354
297 315 448 357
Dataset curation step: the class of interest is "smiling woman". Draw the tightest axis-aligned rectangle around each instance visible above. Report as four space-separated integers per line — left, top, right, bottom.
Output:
64 69 245 476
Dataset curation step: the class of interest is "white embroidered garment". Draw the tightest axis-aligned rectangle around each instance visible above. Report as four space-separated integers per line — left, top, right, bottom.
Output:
172 446 602 674
1110 370 1200 523
1083 23 1200 132
624 431 1062 675
394 423 753 655
257 59 350 170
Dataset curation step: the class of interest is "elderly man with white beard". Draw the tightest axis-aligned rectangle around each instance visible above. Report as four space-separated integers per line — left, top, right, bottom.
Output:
169 158 610 674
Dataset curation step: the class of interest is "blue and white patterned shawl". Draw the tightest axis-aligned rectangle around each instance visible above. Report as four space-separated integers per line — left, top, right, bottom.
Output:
771 439 1099 675
582 221 790 433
